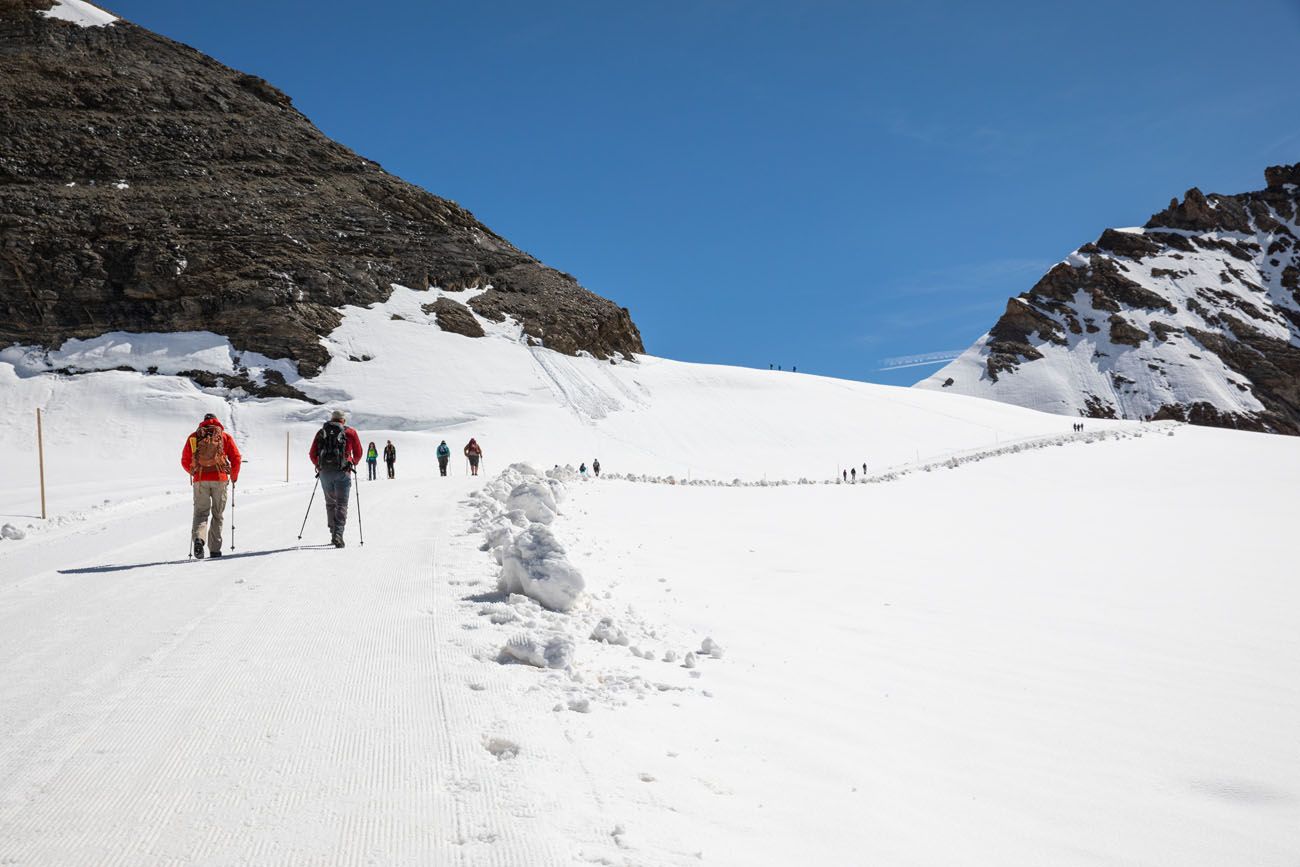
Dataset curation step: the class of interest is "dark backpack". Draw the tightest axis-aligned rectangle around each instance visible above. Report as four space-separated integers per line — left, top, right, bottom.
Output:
316 422 349 470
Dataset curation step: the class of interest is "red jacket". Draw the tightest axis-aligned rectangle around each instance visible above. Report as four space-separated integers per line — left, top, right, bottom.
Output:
309 424 364 469
181 419 242 483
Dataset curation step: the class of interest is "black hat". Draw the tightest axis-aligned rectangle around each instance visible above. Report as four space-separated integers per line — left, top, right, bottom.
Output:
203 413 217 421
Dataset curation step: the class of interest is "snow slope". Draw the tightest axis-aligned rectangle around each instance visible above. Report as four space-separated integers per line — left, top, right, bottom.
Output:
1 283 1113 524
2 291 1297 864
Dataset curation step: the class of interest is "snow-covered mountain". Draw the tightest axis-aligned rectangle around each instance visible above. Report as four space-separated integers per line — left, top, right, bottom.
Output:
0 0 641 386
918 163 1300 434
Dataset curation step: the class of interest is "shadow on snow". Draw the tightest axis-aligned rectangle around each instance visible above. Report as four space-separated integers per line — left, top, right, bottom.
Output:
58 545 335 574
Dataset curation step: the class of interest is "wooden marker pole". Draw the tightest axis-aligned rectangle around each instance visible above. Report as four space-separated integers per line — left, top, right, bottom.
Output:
37 408 47 520
285 430 290 482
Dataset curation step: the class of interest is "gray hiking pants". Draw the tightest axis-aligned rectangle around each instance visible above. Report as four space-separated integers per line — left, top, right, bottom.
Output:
319 468 352 535
191 480 229 552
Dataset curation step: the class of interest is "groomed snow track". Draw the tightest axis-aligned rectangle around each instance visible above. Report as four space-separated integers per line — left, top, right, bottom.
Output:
0 475 580 865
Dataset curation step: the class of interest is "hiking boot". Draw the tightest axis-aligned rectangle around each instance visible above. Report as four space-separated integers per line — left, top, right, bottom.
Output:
210 550 223 558
193 538 205 559
332 533 346 549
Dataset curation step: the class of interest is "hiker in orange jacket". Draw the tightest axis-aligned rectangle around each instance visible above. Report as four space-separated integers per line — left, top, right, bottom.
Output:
181 413 242 559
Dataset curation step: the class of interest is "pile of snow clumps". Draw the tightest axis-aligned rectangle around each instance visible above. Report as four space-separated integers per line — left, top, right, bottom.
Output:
469 463 585 613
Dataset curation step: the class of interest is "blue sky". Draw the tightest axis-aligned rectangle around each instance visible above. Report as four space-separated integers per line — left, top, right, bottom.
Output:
108 0 1300 385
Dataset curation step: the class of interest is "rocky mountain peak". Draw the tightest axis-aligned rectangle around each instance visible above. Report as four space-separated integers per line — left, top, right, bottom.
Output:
1265 163 1300 189
0 0 644 385
919 162 1300 435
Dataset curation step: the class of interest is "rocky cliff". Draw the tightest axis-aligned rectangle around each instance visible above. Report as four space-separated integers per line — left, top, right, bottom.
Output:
0 0 643 385
917 163 1300 434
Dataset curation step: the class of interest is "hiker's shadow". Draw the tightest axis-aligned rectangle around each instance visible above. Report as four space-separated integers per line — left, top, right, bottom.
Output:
58 545 331 575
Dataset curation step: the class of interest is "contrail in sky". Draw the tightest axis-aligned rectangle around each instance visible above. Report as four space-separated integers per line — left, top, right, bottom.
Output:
877 350 963 371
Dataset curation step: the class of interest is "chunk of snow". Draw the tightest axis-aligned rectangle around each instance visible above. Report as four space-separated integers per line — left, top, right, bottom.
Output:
590 617 629 646
701 637 725 659
483 736 519 760
507 480 559 524
1 523 26 541
498 524 585 612
500 633 575 669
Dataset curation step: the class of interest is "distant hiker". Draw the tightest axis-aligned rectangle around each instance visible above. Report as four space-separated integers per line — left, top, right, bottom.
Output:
862 462 867 476
592 458 601 477
842 470 847 482
310 409 363 548
181 412 242 559
851 467 856 483
580 462 588 477
383 440 396 479
792 366 796 372
366 441 378 481
464 438 483 476
436 440 451 476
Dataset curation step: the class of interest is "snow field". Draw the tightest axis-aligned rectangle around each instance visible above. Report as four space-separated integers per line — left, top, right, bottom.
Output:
537 424 1300 865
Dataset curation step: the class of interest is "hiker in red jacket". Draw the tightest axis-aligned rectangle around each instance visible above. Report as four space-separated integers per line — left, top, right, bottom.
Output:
309 409 364 547
181 412 242 559
464 438 483 476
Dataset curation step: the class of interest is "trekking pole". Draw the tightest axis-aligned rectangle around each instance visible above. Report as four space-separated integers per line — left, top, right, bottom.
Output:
187 474 195 559
230 482 237 551
297 477 319 540
353 467 364 546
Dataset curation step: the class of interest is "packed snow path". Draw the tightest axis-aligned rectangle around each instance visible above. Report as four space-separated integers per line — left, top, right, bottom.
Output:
0 474 589 865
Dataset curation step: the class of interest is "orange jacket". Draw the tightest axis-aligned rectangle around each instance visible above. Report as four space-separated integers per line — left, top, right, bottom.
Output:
181 418 242 483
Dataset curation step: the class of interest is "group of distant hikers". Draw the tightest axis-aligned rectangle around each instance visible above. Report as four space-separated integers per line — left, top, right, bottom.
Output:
181 411 486 558
841 462 868 483
363 440 397 480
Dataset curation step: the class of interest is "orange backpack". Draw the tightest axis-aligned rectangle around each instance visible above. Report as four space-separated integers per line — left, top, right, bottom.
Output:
191 426 230 476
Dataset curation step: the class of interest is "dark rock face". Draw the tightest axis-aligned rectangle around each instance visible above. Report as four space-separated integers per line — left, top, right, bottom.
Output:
424 296 484 339
923 162 1300 435
0 2 644 377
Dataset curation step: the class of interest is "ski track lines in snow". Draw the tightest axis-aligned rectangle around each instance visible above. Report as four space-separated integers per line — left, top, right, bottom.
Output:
0 475 572 866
